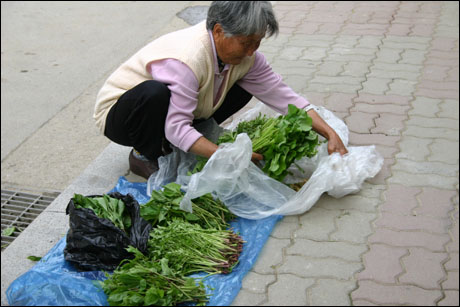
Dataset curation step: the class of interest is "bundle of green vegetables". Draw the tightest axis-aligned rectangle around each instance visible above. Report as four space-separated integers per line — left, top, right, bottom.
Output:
193 104 319 182
96 183 243 306
148 219 244 275
73 194 131 233
101 246 209 306
140 182 235 230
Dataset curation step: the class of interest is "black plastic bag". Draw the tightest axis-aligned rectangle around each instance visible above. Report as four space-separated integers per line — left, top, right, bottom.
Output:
64 192 152 271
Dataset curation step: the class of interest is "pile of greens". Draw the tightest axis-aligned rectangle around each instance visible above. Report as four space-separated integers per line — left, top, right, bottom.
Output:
101 246 209 306
148 219 243 275
73 194 131 233
194 104 319 182
140 182 235 230
99 183 242 306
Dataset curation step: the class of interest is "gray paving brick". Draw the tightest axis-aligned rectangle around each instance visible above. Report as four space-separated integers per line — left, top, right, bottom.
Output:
333 35 360 49
408 97 442 117
395 136 433 161
360 78 391 95
306 82 363 94
374 48 402 64
277 45 305 60
438 99 460 120
386 79 417 96
316 61 346 76
327 52 375 63
345 111 379 133
308 279 357 306
296 207 341 241
278 255 363 280
330 211 377 244
367 69 420 81
372 113 407 136
382 36 431 49
270 220 299 239
265 274 314 306
231 289 266 306
357 36 383 49
406 116 459 130
388 170 458 190
299 47 328 61
429 138 459 165
351 102 410 114
391 158 459 177
403 126 459 141
316 194 381 213
252 238 290 274
399 49 429 65
371 62 422 72
287 238 368 262
282 74 310 92
241 272 276 294
342 61 370 77
288 34 335 47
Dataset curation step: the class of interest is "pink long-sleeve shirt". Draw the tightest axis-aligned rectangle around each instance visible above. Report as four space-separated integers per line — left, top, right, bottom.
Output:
148 30 310 152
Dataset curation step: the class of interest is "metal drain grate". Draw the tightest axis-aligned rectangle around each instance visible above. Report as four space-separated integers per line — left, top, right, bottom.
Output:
1 185 61 251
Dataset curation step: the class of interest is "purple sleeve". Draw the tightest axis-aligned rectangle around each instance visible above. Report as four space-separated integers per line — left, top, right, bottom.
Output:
237 51 310 115
148 59 202 152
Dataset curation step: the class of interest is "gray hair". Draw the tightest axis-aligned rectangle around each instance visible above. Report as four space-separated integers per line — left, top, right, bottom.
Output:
206 1 279 38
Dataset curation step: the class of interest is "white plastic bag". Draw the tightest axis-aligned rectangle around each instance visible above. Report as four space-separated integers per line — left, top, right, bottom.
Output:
178 102 383 219
148 102 383 219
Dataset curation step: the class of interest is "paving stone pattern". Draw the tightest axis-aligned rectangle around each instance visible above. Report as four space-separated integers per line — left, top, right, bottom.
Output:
231 1 459 306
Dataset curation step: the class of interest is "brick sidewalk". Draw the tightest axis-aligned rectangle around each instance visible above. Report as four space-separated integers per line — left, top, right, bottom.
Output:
232 1 459 306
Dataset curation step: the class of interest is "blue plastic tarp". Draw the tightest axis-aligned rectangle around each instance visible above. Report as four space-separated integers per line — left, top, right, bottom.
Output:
7 176 282 306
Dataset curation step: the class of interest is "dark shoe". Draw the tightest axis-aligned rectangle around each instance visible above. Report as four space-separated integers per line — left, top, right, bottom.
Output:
129 150 159 179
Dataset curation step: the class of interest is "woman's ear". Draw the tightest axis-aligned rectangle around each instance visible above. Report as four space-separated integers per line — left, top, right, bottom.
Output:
213 23 224 38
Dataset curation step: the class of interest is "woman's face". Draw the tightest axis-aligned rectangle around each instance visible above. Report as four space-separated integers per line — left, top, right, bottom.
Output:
212 23 264 65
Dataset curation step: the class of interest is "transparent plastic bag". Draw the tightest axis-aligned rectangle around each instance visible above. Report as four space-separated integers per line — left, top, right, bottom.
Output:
147 119 223 194
178 102 383 219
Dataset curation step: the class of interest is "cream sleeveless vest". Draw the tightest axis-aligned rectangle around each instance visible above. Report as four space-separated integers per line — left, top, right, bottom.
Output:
93 21 256 133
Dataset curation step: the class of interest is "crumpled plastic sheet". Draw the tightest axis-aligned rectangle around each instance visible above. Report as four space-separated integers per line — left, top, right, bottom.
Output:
147 103 383 220
6 176 282 306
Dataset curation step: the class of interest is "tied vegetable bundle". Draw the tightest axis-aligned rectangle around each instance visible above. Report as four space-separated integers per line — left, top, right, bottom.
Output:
102 221 244 306
101 185 243 306
148 219 244 275
140 182 235 230
194 104 319 182
101 246 209 306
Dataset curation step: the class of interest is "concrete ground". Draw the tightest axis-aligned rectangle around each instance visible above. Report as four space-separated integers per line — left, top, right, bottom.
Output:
1 1 459 306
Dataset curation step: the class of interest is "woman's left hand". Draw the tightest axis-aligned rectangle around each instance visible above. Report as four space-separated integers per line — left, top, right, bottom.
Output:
327 132 348 156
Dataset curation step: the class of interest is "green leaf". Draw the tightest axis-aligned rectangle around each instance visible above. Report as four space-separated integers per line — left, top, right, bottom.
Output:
160 258 173 276
185 213 200 221
145 287 160 305
118 273 141 287
128 293 144 305
2 226 16 236
107 291 126 304
27 255 42 261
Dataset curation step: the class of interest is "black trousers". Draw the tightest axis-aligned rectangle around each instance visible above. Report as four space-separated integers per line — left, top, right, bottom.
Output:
104 80 253 161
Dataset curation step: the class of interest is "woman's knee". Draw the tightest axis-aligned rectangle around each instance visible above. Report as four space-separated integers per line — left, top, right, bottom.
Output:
134 80 171 107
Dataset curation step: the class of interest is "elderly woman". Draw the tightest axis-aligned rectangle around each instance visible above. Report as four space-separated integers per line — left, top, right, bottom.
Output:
94 1 347 179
